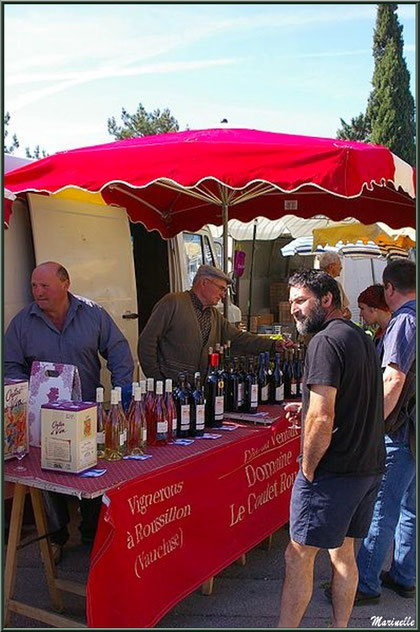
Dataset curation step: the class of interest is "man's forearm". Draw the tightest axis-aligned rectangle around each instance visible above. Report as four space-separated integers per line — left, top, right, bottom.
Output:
383 365 406 420
302 414 333 480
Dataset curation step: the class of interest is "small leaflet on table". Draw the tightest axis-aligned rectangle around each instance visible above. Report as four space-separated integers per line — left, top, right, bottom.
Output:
123 454 153 460
194 432 222 440
169 438 195 446
218 423 239 431
79 468 107 477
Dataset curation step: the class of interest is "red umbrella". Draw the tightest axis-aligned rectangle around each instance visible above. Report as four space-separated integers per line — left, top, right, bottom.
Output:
4 128 415 239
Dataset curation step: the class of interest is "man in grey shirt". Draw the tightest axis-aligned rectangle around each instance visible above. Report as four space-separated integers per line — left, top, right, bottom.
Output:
139 264 291 383
5 260 134 561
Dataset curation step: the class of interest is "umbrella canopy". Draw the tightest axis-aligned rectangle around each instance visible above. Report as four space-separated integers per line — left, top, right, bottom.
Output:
4 128 416 237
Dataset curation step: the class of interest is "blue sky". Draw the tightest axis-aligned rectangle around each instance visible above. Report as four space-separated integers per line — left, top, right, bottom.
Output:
4 2 416 156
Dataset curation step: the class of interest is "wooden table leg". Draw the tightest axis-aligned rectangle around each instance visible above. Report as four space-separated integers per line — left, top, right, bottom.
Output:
29 487 64 613
261 533 273 550
4 483 27 627
201 577 214 595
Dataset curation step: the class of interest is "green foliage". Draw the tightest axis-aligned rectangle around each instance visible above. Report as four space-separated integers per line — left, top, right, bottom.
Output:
107 103 180 139
4 111 49 158
336 4 415 166
336 113 371 142
4 111 20 154
366 3 415 165
25 145 49 159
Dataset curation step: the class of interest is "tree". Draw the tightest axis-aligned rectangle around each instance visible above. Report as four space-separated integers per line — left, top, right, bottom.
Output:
108 103 180 139
336 4 415 166
336 113 371 142
4 112 20 153
25 145 49 159
4 111 49 158
367 3 415 165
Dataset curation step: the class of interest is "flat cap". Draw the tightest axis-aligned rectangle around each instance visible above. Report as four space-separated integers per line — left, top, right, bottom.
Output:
194 264 233 284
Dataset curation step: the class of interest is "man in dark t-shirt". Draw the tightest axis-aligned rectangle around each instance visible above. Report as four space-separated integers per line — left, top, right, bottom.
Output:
277 270 385 629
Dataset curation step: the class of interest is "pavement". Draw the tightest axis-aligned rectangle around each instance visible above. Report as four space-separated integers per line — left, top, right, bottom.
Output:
4 495 416 630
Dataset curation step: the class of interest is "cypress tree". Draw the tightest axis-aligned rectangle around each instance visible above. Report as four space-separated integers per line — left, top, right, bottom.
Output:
367 3 415 165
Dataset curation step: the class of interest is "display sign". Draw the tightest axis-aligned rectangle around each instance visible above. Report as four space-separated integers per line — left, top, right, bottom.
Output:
87 416 300 627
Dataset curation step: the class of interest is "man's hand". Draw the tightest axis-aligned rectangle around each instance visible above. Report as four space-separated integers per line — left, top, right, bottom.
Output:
274 338 297 352
284 402 302 425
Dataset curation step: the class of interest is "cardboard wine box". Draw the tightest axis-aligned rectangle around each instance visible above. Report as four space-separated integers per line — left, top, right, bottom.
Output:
28 361 82 447
4 378 29 460
41 400 97 473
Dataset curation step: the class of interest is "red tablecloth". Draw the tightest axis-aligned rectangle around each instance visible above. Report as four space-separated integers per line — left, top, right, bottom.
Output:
86 407 300 628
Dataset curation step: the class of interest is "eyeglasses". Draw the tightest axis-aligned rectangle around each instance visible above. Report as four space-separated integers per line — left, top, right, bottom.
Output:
207 279 228 294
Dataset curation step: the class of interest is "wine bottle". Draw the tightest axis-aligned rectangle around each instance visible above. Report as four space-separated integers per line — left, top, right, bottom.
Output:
139 379 146 404
290 349 298 397
257 352 269 405
174 373 191 438
127 386 146 455
165 379 177 442
294 347 304 398
153 381 169 445
144 377 156 444
238 356 247 412
271 352 284 404
226 356 241 412
282 350 293 399
104 389 123 461
115 386 128 455
244 356 258 414
191 372 205 437
96 387 106 458
205 353 224 428
219 345 230 411
131 381 139 400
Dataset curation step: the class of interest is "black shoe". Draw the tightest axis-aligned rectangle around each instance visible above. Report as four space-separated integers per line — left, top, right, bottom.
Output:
324 585 381 606
380 571 415 598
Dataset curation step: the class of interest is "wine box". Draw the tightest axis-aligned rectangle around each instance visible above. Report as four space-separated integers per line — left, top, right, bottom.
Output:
4 378 29 461
41 400 97 473
28 361 82 447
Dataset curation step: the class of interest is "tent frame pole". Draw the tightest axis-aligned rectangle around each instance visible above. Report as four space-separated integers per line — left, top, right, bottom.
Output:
222 203 229 319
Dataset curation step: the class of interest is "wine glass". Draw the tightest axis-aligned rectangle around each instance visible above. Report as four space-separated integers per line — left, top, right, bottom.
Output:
14 443 27 472
287 409 301 430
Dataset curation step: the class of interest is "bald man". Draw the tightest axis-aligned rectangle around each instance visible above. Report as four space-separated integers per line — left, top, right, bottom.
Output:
318 252 352 320
5 261 134 561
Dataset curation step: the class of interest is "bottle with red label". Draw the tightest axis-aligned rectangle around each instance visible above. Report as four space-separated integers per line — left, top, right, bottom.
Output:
205 353 224 428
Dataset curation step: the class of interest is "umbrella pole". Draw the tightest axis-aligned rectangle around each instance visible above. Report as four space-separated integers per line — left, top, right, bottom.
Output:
222 203 229 319
246 219 258 331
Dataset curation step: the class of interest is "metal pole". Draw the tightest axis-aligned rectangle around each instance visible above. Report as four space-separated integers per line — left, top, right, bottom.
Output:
222 203 229 319
246 219 258 331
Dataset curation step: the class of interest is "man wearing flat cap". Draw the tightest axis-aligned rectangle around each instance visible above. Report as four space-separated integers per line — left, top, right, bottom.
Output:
139 264 289 383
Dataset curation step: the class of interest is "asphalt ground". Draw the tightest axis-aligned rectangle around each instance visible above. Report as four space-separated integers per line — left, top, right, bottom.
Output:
3 497 416 629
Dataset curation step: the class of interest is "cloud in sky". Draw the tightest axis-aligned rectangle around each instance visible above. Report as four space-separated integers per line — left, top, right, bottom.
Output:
8 58 239 110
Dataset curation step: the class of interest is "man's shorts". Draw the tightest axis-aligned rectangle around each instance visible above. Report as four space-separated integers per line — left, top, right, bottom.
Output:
290 469 383 549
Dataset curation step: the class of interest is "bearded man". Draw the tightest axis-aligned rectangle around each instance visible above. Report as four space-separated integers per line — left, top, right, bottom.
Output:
277 269 385 628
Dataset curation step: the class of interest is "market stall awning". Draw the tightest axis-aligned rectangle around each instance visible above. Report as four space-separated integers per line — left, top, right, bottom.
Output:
4 128 416 237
